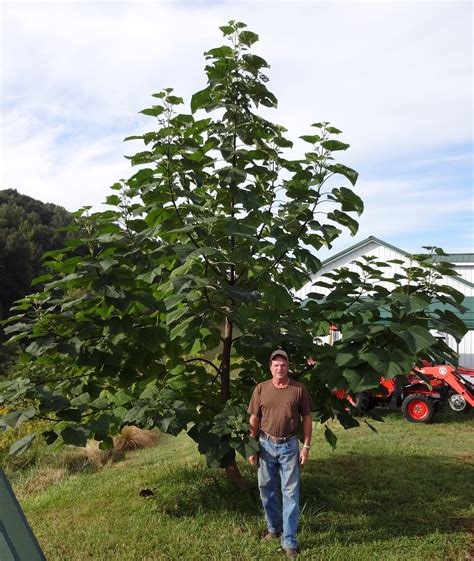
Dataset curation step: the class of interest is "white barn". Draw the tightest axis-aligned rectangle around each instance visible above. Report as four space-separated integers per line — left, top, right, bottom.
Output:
296 236 474 368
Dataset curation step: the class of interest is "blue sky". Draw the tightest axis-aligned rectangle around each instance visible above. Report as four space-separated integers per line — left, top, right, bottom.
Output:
1 0 472 256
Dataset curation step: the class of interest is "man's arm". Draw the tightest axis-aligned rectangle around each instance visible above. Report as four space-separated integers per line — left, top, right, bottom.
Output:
248 414 260 466
299 414 312 465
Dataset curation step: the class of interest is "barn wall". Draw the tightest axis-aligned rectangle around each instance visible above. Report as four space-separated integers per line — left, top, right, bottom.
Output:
447 332 474 368
454 264 474 284
297 243 474 299
296 240 474 368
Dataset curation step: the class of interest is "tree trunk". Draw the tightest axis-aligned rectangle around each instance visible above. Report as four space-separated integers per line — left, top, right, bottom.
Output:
225 458 247 489
220 316 248 488
220 315 232 405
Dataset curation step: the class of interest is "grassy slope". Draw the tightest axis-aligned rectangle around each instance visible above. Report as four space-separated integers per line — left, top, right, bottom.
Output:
11 410 474 561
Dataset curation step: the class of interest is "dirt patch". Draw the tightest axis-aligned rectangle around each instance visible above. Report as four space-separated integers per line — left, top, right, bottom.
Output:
455 453 474 464
457 517 474 534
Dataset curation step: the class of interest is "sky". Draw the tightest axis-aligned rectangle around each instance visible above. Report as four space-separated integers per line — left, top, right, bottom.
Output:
1 0 473 257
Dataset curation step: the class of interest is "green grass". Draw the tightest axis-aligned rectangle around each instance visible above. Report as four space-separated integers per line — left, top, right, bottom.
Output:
7 409 474 560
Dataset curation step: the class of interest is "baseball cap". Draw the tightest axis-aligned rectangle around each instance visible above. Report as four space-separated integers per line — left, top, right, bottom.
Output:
269 349 289 361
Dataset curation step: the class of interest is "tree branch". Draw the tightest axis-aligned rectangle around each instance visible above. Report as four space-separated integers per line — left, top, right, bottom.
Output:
185 357 221 375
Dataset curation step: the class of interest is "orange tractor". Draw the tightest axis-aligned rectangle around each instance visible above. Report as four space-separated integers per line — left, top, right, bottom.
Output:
339 363 474 423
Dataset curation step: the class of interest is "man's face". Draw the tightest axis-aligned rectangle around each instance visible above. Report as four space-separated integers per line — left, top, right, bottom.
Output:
270 356 289 381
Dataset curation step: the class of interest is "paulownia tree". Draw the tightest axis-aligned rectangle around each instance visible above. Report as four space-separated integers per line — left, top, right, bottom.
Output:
0 22 467 484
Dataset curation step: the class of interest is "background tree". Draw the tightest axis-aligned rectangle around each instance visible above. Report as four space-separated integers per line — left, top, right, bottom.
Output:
0 189 72 375
1 22 467 482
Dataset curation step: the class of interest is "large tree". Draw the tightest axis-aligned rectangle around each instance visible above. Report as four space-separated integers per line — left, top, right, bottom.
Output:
1 22 466 482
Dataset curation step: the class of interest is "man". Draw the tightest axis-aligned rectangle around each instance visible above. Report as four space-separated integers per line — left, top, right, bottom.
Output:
248 350 313 558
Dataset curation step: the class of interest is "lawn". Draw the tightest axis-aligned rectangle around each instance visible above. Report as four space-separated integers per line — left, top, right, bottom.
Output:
6 409 474 560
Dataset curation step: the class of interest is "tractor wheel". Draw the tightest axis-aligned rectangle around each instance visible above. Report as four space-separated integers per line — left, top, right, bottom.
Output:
402 394 435 423
448 393 468 412
355 391 371 412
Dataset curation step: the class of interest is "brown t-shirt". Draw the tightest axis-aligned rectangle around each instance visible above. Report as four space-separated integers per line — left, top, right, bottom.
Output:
248 378 313 437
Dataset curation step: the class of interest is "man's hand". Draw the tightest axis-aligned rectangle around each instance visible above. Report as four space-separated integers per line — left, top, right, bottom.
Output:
248 453 258 467
299 447 309 466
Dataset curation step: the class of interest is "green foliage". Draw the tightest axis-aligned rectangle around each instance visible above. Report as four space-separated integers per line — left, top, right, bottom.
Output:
0 189 72 376
0 189 72 320
0 22 467 468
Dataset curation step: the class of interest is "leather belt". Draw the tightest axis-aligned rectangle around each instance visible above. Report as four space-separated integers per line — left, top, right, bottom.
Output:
261 432 296 444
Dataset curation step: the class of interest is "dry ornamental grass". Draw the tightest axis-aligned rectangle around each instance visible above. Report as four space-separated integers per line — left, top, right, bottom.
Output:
61 426 160 472
113 426 160 451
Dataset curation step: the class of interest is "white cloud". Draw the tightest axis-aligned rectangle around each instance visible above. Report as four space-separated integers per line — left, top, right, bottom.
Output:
357 177 471 231
322 171 473 256
0 108 131 210
0 0 472 251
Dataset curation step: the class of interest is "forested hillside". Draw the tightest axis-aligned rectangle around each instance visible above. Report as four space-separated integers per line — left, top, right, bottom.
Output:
0 189 72 374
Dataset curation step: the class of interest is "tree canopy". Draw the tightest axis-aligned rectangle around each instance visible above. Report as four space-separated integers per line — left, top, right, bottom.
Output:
0 22 467 472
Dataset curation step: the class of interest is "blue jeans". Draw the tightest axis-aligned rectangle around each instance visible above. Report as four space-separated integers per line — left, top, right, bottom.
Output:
258 435 300 549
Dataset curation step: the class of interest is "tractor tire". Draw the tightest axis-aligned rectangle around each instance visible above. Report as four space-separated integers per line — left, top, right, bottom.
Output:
402 394 435 423
448 393 469 412
355 391 371 412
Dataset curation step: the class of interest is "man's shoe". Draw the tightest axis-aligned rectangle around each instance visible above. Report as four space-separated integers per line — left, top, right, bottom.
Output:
261 530 280 541
282 547 298 557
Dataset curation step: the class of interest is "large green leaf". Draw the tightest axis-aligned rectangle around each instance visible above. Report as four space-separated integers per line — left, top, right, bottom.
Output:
188 425 233 468
337 411 360 429
31 274 53 287
56 408 82 422
10 434 36 456
342 367 381 392
327 209 359 235
364 348 414 378
389 324 437 353
391 292 431 313
327 163 358 186
170 317 193 340
321 140 350 152
230 435 259 458
330 187 364 215
166 307 189 325
139 326 166 353
206 45 234 58
61 426 89 446
324 425 337 450
264 283 292 310
4 407 36 429
191 87 213 113
430 309 468 342
238 30 259 46
140 106 165 117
